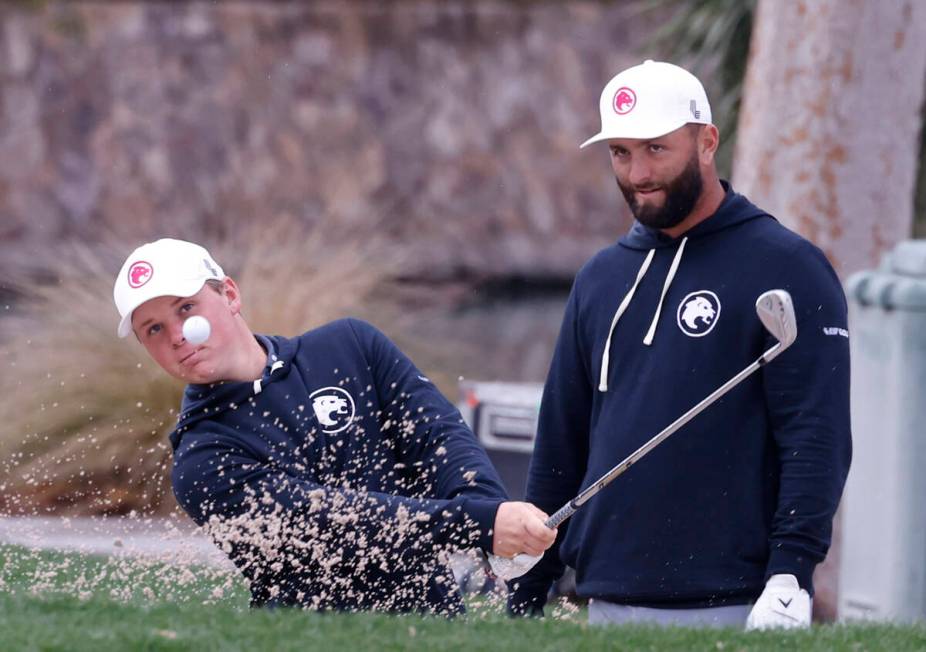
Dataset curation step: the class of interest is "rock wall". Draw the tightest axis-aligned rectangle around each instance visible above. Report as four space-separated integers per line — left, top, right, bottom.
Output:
0 1 669 285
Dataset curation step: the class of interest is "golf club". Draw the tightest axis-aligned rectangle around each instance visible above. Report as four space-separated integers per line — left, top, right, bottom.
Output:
488 289 797 581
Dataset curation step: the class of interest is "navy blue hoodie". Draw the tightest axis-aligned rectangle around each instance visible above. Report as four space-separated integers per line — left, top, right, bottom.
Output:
510 182 851 611
168 318 508 614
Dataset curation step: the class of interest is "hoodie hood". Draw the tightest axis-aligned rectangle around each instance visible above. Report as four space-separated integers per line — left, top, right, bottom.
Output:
619 180 771 251
168 334 300 450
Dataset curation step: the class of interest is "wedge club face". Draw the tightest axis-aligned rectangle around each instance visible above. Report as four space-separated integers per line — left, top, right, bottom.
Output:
755 290 797 349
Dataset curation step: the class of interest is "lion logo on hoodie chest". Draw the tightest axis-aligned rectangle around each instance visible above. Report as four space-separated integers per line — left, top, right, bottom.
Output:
676 290 721 337
309 386 356 434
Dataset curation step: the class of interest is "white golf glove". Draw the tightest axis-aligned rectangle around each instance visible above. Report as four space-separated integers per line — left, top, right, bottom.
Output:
745 574 811 630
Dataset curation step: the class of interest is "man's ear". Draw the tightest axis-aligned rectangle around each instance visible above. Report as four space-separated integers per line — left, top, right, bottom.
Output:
699 124 720 164
222 277 244 316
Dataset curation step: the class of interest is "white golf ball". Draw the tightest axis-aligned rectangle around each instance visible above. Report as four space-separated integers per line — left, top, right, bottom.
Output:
182 315 211 345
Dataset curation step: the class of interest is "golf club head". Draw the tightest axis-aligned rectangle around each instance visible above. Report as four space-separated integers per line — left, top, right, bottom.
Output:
487 552 542 581
755 290 797 349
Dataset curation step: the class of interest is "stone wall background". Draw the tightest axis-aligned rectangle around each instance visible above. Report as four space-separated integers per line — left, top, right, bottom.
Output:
0 1 673 287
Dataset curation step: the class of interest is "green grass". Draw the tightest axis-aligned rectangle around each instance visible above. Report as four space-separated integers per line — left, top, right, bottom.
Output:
1 545 925 651
0 543 250 606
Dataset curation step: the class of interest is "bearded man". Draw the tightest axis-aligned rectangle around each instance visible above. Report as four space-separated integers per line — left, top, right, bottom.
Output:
505 60 851 630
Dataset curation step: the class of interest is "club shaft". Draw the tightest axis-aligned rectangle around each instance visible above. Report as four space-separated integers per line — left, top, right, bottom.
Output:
542 342 783 529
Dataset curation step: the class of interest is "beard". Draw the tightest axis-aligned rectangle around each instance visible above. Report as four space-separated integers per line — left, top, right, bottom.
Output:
617 153 704 230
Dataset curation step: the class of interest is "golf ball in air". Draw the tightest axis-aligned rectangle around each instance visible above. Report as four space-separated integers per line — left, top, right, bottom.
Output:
182 315 211 345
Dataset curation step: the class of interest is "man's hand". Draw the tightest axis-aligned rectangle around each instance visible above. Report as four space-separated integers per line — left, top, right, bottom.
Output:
745 574 811 630
492 501 556 558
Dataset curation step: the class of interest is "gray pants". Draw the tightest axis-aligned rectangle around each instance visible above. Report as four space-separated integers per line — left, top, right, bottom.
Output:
588 598 752 628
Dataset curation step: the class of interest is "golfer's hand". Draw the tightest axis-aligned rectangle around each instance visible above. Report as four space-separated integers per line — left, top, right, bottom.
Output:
745 574 811 630
492 502 556 558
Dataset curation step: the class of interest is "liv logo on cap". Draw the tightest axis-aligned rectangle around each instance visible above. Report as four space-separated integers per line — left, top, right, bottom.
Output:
613 87 636 114
128 262 153 288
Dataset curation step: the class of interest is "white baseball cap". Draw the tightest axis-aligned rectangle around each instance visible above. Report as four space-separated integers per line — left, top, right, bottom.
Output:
113 238 225 338
580 60 712 148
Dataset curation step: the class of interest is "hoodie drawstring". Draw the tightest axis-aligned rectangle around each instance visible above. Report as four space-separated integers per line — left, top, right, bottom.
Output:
253 360 286 395
598 237 688 392
599 249 655 392
643 236 688 346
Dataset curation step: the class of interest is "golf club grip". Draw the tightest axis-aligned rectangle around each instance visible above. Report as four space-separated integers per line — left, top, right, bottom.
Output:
545 502 576 529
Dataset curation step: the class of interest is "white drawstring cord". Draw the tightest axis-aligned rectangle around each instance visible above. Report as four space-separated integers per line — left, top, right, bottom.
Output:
599 248 655 392
253 361 285 395
643 237 688 346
